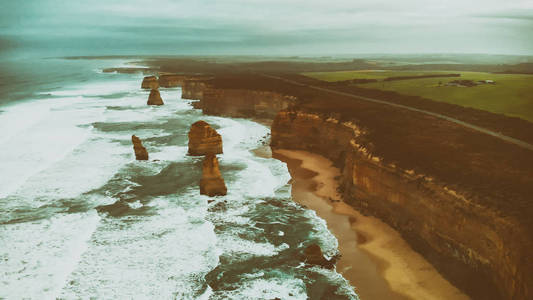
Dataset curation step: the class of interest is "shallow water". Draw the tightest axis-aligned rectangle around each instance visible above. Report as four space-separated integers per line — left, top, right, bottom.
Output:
0 58 358 299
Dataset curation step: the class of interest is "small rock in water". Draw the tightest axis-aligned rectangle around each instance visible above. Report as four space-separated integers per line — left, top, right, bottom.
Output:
302 244 336 269
131 135 148 160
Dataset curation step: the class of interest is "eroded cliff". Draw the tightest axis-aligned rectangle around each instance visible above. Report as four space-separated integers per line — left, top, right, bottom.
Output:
271 109 532 300
181 79 211 100
177 72 532 300
158 74 210 88
193 88 297 119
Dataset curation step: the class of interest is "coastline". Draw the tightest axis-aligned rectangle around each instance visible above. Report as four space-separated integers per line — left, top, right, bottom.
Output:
257 147 469 300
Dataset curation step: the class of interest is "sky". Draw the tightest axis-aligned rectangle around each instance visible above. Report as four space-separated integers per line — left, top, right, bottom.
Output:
1 0 532 57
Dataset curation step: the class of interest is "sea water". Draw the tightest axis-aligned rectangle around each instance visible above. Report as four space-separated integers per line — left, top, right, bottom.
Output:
0 57 358 299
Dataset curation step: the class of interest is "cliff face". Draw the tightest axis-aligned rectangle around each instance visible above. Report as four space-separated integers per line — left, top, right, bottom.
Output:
158 74 210 88
271 109 531 300
182 79 211 100
193 88 297 119
186 72 532 299
147 89 164 105
131 135 148 160
200 154 227 196
158 74 187 88
188 121 223 156
141 76 159 89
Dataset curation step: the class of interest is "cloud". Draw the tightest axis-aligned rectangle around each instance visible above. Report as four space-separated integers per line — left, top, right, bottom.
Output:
473 10 533 21
1 0 532 56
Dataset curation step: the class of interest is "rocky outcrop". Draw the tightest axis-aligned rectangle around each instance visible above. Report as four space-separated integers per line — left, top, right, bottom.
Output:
147 89 164 105
182 79 211 100
158 74 209 88
194 89 297 119
132 135 148 160
188 121 223 156
158 74 186 88
271 109 533 300
141 76 159 89
302 244 336 269
200 154 227 196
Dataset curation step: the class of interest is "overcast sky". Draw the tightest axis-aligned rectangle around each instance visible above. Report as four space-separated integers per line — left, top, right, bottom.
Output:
1 0 532 57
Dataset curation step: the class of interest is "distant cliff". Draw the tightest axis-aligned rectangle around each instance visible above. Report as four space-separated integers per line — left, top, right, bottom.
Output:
158 74 210 88
189 87 297 119
182 79 211 100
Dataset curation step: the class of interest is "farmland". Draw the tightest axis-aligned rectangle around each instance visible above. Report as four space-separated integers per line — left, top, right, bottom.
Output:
304 70 533 122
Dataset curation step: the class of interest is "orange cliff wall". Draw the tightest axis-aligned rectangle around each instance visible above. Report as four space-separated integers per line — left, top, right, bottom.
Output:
182 80 211 100
158 74 210 88
270 109 531 300
192 88 297 119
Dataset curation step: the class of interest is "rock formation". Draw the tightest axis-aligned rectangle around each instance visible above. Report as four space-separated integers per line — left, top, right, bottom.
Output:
158 74 185 88
147 89 164 105
131 135 148 160
197 89 297 119
188 120 223 155
303 244 336 269
158 74 212 88
200 154 227 196
182 79 210 100
141 76 159 89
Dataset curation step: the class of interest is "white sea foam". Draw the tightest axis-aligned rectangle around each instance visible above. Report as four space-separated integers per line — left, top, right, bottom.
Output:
0 99 95 199
211 117 291 198
304 209 340 259
0 66 356 299
311 267 360 299
210 273 308 300
0 211 101 300
44 79 142 98
59 206 218 300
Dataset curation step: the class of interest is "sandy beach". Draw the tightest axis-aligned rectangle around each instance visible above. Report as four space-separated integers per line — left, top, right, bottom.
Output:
264 148 469 300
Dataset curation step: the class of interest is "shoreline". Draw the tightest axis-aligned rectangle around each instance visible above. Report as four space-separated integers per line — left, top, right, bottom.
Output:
258 147 469 300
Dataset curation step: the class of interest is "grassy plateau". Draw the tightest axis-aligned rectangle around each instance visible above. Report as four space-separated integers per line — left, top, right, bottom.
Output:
303 70 533 122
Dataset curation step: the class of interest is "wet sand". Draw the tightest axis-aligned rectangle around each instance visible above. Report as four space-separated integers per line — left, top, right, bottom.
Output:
257 147 469 300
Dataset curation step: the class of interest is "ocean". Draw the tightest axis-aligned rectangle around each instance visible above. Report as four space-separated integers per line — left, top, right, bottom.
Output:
0 57 358 299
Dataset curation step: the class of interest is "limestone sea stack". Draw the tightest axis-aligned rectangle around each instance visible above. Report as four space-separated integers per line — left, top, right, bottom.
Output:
200 154 227 196
147 89 164 105
141 76 159 89
132 135 148 160
188 120 223 155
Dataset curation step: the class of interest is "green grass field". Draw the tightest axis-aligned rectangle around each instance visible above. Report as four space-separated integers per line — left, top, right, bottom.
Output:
303 71 533 122
302 70 456 81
